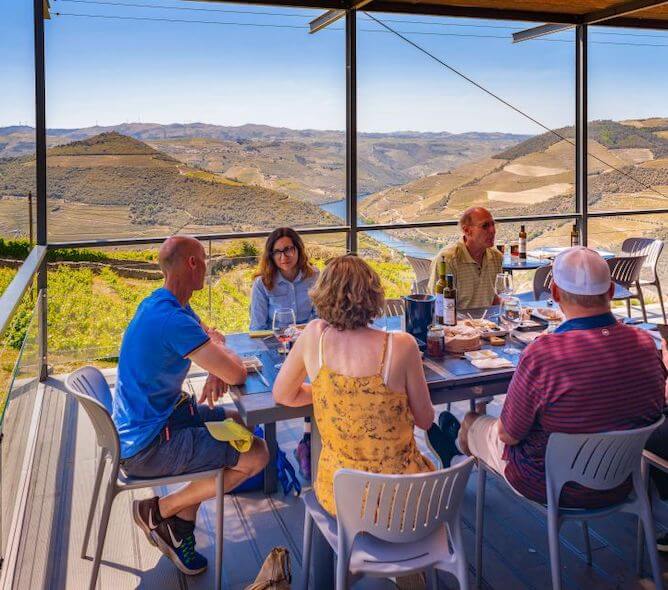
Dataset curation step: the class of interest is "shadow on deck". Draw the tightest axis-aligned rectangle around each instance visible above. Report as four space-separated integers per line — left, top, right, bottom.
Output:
6 371 668 590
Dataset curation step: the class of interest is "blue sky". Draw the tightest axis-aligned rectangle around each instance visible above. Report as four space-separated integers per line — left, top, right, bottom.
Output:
1 0 667 134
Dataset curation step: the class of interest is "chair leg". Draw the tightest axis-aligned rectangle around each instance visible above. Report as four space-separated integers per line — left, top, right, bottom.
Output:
636 516 645 577
427 567 438 590
335 553 349 590
581 521 592 566
636 283 648 323
451 519 470 590
215 470 224 590
475 467 486 589
656 280 667 324
89 482 116 590
81 452 106 559
639 510 664 590
301 513 314 590
546 510 562 590
626 297 632 319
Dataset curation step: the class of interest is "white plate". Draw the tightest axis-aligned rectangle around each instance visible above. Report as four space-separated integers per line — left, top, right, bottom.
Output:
532 307 564 323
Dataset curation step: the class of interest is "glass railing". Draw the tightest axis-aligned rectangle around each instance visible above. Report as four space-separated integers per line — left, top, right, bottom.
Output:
0 286 40 565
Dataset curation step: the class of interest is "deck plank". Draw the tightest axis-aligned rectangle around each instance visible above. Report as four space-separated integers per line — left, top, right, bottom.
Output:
7 377 667 589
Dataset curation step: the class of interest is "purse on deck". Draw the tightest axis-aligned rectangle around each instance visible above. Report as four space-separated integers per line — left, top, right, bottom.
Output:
244 547 292 590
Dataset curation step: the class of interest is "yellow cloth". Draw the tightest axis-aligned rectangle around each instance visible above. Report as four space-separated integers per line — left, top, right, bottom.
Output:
205 419 254 452
312 333 434 516
427 239 503 310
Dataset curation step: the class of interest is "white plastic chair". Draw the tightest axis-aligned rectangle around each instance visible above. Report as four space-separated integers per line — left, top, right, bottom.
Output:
65 366 226 590
406 255 432 293
475 417 665 590
637 448 668 575
301 458 475 590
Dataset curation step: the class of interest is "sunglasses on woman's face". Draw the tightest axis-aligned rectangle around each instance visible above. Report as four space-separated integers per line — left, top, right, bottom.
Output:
272 245 296 259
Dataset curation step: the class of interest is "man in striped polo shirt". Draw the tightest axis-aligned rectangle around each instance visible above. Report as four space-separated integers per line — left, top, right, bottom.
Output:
456 247 665 507
427 207 503 310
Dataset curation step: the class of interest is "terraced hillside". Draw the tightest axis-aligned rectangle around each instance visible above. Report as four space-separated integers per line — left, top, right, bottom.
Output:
360 119 668 247
0 132 337 236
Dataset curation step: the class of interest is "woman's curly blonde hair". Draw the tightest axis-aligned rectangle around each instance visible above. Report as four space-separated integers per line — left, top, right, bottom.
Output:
309 255 385 330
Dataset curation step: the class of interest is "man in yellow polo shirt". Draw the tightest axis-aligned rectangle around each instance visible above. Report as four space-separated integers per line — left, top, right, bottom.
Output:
427 207 503 310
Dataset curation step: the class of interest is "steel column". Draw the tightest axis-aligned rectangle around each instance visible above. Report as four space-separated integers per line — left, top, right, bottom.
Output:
345 9 358 254
34 0 48 381
575 24 588 246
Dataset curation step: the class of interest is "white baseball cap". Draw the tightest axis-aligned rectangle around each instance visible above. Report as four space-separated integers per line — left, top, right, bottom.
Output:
552 246 611 295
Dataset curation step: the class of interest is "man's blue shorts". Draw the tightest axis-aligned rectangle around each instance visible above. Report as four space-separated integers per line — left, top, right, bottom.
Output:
121 395 241 478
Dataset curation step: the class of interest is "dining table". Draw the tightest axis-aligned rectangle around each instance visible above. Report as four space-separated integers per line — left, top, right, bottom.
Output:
225 301 661 587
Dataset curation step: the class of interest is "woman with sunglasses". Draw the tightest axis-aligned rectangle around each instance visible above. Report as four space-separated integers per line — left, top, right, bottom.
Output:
250 227 319 479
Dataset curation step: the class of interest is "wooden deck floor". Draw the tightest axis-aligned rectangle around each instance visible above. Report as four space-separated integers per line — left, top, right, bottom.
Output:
7 374 668 590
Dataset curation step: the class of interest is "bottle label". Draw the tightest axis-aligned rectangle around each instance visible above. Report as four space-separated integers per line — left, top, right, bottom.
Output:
435 294 444 319
519 237 526 255
444 298 456 326
571 235 580 247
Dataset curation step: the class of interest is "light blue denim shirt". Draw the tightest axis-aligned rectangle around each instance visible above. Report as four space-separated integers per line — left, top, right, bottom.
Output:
249 268 319 330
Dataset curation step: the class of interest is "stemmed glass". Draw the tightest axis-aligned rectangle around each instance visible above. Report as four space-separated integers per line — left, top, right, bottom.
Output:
500 296 522 354
494 272 514 321
273 307 296 368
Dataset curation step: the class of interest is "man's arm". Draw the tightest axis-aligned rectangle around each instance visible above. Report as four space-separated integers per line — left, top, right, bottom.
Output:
498 417 520 446
189 340 247 386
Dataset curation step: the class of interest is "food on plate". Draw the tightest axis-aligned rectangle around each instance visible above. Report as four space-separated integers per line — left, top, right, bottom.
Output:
464 349 498 361
489 336 505 346
442 324 481 353
532 307 564 322
460 318 498 331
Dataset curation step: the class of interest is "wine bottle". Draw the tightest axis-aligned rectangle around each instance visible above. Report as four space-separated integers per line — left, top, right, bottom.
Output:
443 274 457 326
434 255 446 324
519 225 527 260
571 224 580 247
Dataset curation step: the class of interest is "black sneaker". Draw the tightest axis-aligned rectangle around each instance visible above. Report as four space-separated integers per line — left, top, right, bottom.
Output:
426 423 461 468
658 533 668 553
151 516 208 575
132 496 161 547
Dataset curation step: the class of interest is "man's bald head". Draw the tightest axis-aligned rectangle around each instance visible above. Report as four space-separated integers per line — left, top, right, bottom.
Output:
159 236 205 275
459 207 492 230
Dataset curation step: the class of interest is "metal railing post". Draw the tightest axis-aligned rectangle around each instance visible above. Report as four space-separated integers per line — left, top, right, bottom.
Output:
34 0 48 381
575 24 588 246
346 9 358 254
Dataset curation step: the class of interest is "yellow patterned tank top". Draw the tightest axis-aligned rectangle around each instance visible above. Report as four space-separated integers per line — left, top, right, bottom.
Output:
312 328 435 515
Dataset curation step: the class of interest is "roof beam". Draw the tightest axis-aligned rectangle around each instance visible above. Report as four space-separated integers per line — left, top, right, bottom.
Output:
363 1 579 24
513 0 668 43
584 0 668 24
309 0 371 34
512 23 572 42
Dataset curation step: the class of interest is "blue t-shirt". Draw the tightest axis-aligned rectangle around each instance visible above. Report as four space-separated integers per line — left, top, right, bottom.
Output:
113 288 210 459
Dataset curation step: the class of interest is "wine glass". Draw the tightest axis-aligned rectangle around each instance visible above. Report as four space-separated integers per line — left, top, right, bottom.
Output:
273 308 296 368
500 296 522 354
494 272 514 321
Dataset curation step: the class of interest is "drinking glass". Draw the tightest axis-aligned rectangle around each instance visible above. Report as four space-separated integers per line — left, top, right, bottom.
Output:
494 272 514 320
510 243 520 259
500 296 522 354
273 307 296 368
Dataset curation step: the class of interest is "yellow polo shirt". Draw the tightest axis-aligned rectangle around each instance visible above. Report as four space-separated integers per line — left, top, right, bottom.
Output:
427 240 503 310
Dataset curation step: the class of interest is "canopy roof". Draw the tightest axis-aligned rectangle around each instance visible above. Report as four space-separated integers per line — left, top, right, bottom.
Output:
225 0 668 28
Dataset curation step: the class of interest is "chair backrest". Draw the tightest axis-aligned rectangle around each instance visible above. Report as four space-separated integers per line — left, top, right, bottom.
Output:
65 366 121 462
607 254 647 288
533 264 553 300
384 298 405 317
544 416 664 507
621 237 664 281
333 457 474 546
405 256 432 283
414 278 429 294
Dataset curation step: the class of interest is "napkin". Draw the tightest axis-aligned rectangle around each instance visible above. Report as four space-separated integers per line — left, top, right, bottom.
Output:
205 419 254 452
470 357 514 370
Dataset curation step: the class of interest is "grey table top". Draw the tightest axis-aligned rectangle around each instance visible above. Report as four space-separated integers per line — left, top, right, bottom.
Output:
502 256 549 271
227 303 662 426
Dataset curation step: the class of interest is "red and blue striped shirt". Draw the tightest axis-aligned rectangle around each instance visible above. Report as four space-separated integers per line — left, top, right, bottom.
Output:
500 313 665 507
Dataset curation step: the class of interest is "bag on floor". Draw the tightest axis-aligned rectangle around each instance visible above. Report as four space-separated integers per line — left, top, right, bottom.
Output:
244 547 291 590
232 426 301 496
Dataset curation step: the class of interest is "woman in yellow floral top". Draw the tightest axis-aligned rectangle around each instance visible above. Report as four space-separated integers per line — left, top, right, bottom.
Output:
273 255 435 515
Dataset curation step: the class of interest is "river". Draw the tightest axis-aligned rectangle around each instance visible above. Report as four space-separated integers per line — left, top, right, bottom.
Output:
319 199 436 259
